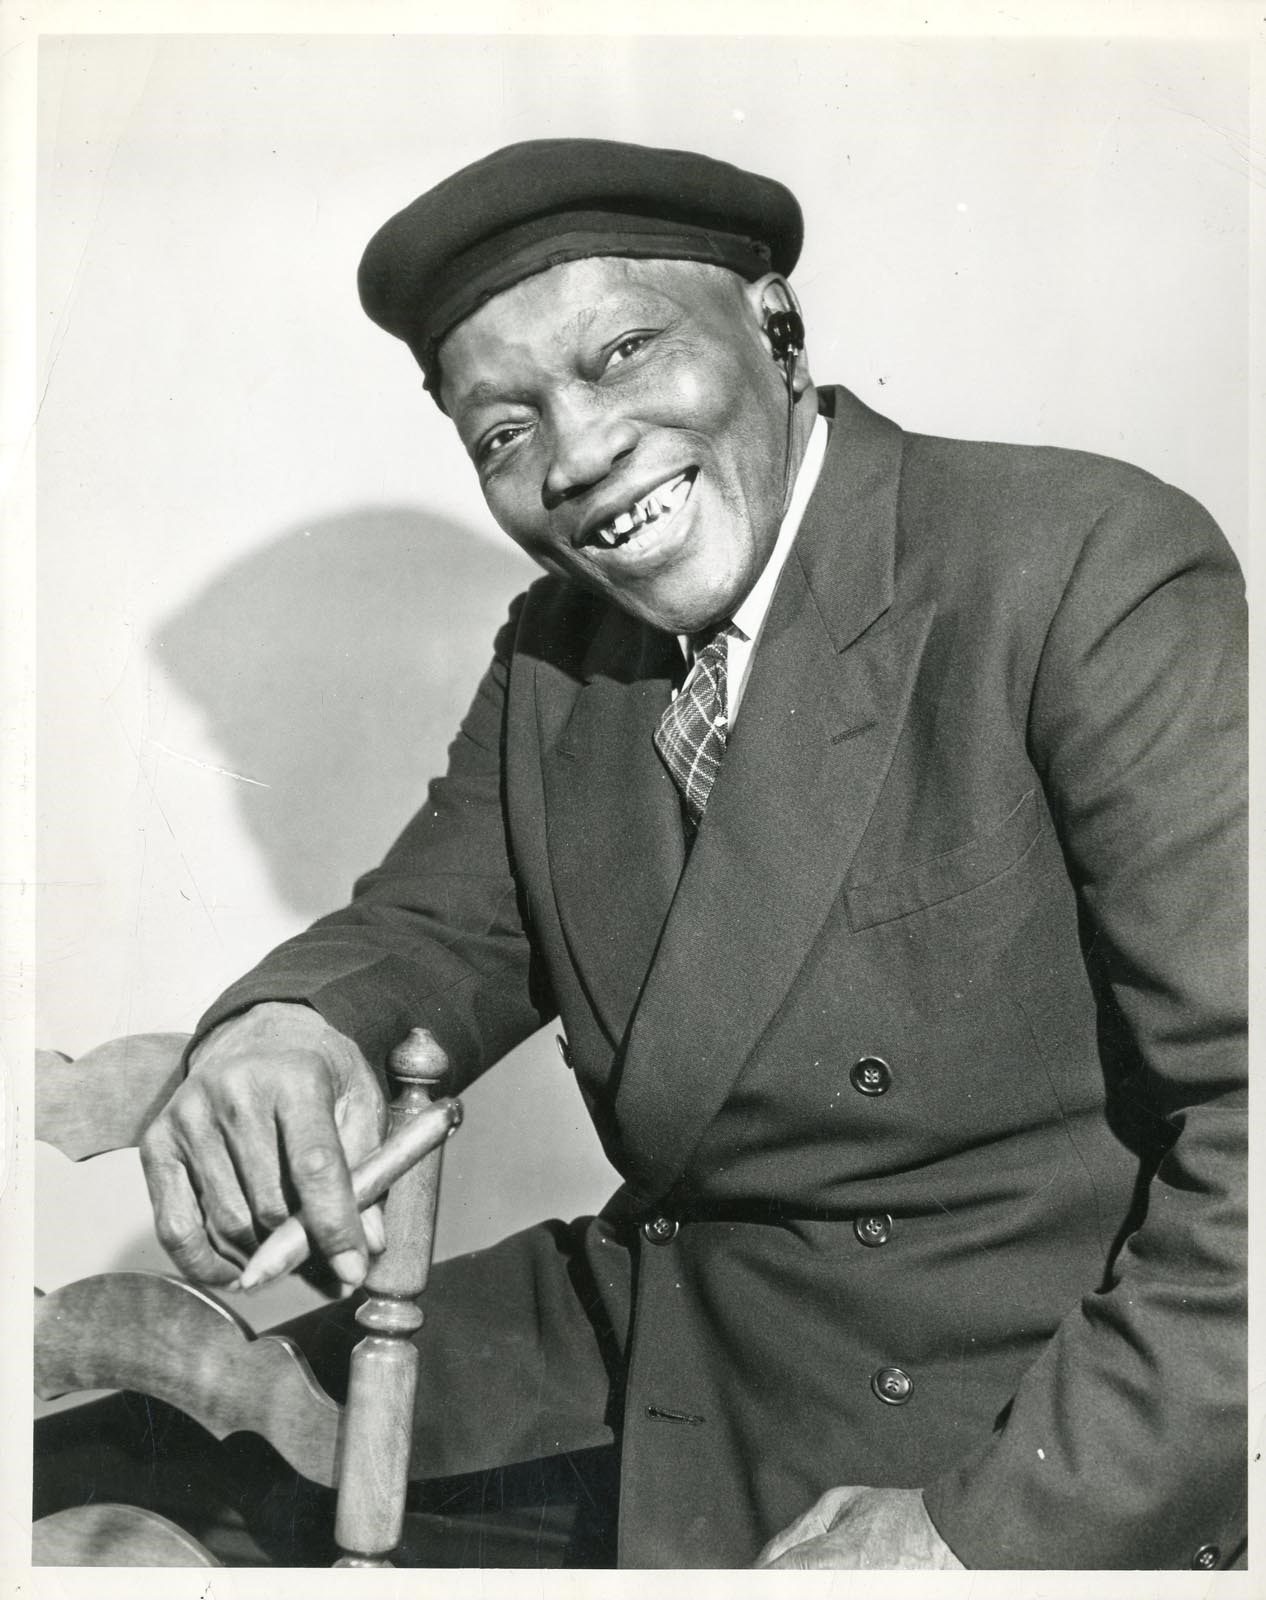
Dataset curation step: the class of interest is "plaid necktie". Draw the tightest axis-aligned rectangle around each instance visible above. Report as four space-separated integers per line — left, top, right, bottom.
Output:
654 623 736 825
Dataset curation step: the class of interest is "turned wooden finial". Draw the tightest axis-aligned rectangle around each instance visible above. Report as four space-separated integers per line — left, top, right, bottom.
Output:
388 1026 451 1090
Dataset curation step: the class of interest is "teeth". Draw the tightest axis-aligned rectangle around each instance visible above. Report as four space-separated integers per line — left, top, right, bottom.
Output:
591 471 693 548
645 472 691 520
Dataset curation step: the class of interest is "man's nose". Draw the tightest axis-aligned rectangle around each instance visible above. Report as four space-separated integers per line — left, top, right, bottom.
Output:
542 392 638 508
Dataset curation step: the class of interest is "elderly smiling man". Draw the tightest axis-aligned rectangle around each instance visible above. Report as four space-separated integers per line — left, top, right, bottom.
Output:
107 139 1246 1570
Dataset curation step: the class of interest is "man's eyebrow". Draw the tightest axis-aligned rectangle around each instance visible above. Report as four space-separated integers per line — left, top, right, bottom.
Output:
451 379 512 424
588 292 671 327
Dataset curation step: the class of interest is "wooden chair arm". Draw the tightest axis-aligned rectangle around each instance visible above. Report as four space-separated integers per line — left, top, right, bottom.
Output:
35 1273 342 1486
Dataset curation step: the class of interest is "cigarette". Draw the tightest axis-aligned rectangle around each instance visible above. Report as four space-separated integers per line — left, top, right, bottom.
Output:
234 1096 463 1290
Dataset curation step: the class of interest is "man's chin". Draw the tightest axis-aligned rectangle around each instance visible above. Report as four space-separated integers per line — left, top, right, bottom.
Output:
552 543 752 636
604 583 733 638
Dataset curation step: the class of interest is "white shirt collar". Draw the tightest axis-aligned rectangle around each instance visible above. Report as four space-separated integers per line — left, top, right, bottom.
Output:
730 410 830 644
678 409 830 663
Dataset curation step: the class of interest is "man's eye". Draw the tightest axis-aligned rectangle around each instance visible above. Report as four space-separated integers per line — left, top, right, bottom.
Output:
606 333 652 369
478 425 527 463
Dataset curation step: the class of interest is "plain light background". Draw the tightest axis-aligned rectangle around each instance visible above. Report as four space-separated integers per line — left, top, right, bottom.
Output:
33 33 1250 1336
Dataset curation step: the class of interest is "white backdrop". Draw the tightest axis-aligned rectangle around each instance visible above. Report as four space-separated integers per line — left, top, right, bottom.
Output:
32 31 1250 1329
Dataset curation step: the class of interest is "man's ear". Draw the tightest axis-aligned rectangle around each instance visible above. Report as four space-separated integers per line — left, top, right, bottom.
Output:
744 273 812 396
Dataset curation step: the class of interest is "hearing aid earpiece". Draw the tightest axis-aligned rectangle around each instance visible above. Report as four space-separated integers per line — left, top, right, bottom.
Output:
764 308 805 509
765 309 805 365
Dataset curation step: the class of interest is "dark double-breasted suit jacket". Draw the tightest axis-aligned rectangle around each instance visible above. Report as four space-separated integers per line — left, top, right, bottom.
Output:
200 387 1247 1569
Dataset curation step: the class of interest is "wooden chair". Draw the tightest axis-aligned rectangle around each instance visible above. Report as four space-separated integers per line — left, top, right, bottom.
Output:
34 1026 457 1568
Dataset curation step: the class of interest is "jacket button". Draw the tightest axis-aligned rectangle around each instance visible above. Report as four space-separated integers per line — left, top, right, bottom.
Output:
871 1366 913 1405
854 1212 893 1247
641 1215 679 1245
850 1055 892 1095
1191 1545 1220 1571
554 1034 573 1069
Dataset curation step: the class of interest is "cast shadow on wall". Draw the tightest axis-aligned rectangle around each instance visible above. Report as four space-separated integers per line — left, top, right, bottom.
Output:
152 506 536 919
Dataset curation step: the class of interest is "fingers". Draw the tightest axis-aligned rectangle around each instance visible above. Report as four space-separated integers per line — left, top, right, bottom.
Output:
142 1011 389 1291
219 1101 292 1237
140 1122 239 1286
759 1545 818 1570
753 1522 815 1568
752 1486 857 1569
330 1039 389 1162
193 1135 265 1263
166 1064 279 1263
753 1506 827 1566
362 1203 387 1255
142 1086 263 1277
275 1078 368 1286
752 1487 958 1572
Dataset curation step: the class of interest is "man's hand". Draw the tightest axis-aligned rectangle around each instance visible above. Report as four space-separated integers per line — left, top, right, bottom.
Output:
754 1485 964 1570
139 1002 387 1288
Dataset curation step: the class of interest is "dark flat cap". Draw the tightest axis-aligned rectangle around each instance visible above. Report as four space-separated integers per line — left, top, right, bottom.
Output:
357 138 803 394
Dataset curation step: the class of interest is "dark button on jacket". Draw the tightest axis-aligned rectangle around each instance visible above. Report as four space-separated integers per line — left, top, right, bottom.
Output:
1191 1544 1220 1570
871 1366 913 1405
854 1212 893 1247
642 1215 679 1245
850 1055 892 1095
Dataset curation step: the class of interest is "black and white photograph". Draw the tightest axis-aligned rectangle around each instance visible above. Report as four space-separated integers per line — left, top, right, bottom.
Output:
4 4 1257 1590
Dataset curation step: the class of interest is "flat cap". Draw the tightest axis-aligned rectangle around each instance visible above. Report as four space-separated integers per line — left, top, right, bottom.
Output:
357 137 803 395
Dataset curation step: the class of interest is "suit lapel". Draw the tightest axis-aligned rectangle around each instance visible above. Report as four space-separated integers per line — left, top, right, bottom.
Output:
540 609 687 1045
609 388 933 1201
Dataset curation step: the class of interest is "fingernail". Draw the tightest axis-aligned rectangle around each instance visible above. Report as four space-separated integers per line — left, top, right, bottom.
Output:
331 1249 366 1286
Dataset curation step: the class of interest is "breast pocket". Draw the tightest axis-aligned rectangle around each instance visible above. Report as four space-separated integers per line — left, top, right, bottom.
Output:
844 789 1044 932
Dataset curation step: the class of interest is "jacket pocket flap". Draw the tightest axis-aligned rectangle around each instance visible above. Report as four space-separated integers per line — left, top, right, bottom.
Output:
844 789 1042 931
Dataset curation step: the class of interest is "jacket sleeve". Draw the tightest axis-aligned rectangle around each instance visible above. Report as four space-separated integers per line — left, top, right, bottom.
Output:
921 479 1247 1568
191 594 557 1086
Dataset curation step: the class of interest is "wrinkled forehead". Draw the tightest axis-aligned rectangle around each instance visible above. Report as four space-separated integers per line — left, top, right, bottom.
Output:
436 255 750 416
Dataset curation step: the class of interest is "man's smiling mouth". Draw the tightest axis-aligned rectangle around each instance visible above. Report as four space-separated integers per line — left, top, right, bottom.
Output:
581 469 697 551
